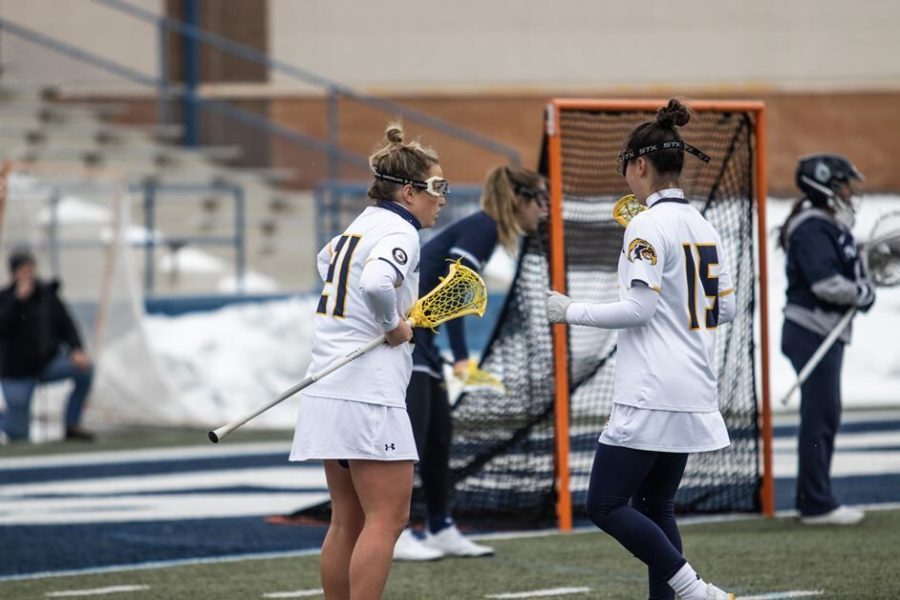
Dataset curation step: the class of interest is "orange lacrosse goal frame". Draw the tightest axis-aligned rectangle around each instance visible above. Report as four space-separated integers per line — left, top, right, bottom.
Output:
544 99 774 530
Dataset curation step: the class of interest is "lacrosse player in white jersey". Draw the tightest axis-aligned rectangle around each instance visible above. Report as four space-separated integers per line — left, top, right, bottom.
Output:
548 99 736 600
289 122 447 600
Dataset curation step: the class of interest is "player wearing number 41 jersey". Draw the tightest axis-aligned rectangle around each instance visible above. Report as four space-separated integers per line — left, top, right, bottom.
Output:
290 122 447 600
548 99 735 600
302 202 421 409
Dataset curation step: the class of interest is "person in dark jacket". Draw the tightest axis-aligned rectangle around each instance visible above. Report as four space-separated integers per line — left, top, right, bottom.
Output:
779 153 874 525
393 165 547 561
0 249 94 442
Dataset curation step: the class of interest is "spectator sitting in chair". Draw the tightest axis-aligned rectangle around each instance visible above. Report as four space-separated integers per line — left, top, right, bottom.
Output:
0 248 94 442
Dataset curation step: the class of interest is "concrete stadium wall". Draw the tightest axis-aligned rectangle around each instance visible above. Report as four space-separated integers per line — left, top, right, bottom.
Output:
0 0 161 93
3 0 899 192
268 0 900 91
264 90 900 195
104 89 900 194
4 0 897 93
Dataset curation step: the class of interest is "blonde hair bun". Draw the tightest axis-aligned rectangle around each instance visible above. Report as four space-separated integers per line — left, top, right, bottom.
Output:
385 122 405 144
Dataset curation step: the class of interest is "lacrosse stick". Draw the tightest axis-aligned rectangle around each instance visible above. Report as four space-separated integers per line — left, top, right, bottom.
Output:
450 359 506 394
612 193 646 227
209 261 487 443
780 211 900 406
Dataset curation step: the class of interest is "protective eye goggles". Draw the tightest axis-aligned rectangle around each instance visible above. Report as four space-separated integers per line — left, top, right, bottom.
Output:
616 140 711 177
373 171 450 197
514 184 549 207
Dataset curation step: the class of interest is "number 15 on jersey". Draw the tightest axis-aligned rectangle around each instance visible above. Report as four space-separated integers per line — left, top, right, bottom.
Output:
682 242 720 330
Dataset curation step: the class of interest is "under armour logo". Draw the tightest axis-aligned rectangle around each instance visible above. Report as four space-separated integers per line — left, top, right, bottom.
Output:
385 443 396 451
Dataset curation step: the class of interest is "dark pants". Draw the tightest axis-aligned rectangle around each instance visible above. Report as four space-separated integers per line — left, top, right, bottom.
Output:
586 443 689 600
781 319 844 517
1 354 94 441
405 370 453 533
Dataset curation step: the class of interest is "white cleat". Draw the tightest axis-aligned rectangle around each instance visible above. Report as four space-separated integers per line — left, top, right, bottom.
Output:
706 583 736 600
393 528 444 561
800 505 865 526
423 524 494 557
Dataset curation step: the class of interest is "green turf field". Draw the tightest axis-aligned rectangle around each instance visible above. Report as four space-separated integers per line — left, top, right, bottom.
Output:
4 509 898 599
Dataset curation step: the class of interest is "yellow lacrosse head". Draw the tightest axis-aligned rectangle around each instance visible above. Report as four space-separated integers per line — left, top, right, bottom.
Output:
612 194 646 227
461 361 506 394
408 260 487 329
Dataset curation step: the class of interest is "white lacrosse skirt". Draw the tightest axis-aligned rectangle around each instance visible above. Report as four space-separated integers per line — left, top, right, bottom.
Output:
599 402 730 453
289 393 419 462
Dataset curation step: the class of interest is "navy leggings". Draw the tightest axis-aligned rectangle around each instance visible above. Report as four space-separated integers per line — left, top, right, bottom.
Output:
586 443 689 600
781 319 844 516
405 371 453 532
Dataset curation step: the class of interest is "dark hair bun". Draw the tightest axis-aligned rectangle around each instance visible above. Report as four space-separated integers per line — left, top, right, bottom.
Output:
656 99 691 128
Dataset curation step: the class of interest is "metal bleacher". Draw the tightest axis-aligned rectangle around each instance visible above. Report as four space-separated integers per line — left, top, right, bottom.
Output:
0 1 520 297
0 88 318 295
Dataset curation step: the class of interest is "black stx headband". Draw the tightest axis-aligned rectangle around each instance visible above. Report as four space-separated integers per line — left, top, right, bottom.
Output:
617 140 711 175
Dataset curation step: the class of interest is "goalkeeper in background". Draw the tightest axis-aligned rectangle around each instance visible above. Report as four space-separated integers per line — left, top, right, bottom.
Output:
288 122 446 599
547 99 736 600
778 153 873 526
393 165 547 561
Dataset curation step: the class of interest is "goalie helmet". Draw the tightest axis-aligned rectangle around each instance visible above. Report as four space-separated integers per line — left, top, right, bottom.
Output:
795 153 865 228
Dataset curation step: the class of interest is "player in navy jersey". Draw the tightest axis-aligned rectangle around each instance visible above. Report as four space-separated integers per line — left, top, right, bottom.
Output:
290 122 446 599
393 165 547 561
547 99 735 600
779 153 873 526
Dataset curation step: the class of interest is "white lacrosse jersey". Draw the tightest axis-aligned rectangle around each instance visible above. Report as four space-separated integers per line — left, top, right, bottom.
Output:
613 188 734 414
304 205 421 408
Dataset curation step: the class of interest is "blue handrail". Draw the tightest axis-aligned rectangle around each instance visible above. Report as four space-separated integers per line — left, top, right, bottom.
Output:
136 180 246 295
0 17 369 170
90 0 522 165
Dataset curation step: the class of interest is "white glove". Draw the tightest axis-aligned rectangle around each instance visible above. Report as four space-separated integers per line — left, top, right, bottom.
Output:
546 290 572 323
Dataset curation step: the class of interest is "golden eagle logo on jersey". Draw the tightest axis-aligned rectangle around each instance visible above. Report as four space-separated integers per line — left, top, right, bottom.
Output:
627 238 657 265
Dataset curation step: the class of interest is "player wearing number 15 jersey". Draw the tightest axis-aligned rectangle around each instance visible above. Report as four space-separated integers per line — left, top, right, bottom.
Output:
290 122 447 600
608 188 735 429
547 100 736 600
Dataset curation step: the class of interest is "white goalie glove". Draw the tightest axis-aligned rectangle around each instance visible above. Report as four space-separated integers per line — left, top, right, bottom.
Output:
546 290 572 323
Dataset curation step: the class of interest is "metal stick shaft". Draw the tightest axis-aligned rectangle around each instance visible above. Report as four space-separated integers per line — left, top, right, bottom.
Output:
208 334 387 443
779 307 855 406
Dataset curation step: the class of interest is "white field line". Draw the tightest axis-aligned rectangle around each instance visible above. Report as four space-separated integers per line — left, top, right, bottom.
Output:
0 491 330 525
772 430 900 450
0 466 326 496
772 449 900 478
0 441 294 469
262 590 324 598
740 591 824 599
46 585 150 596
485 588 592 598
0 466 329 525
